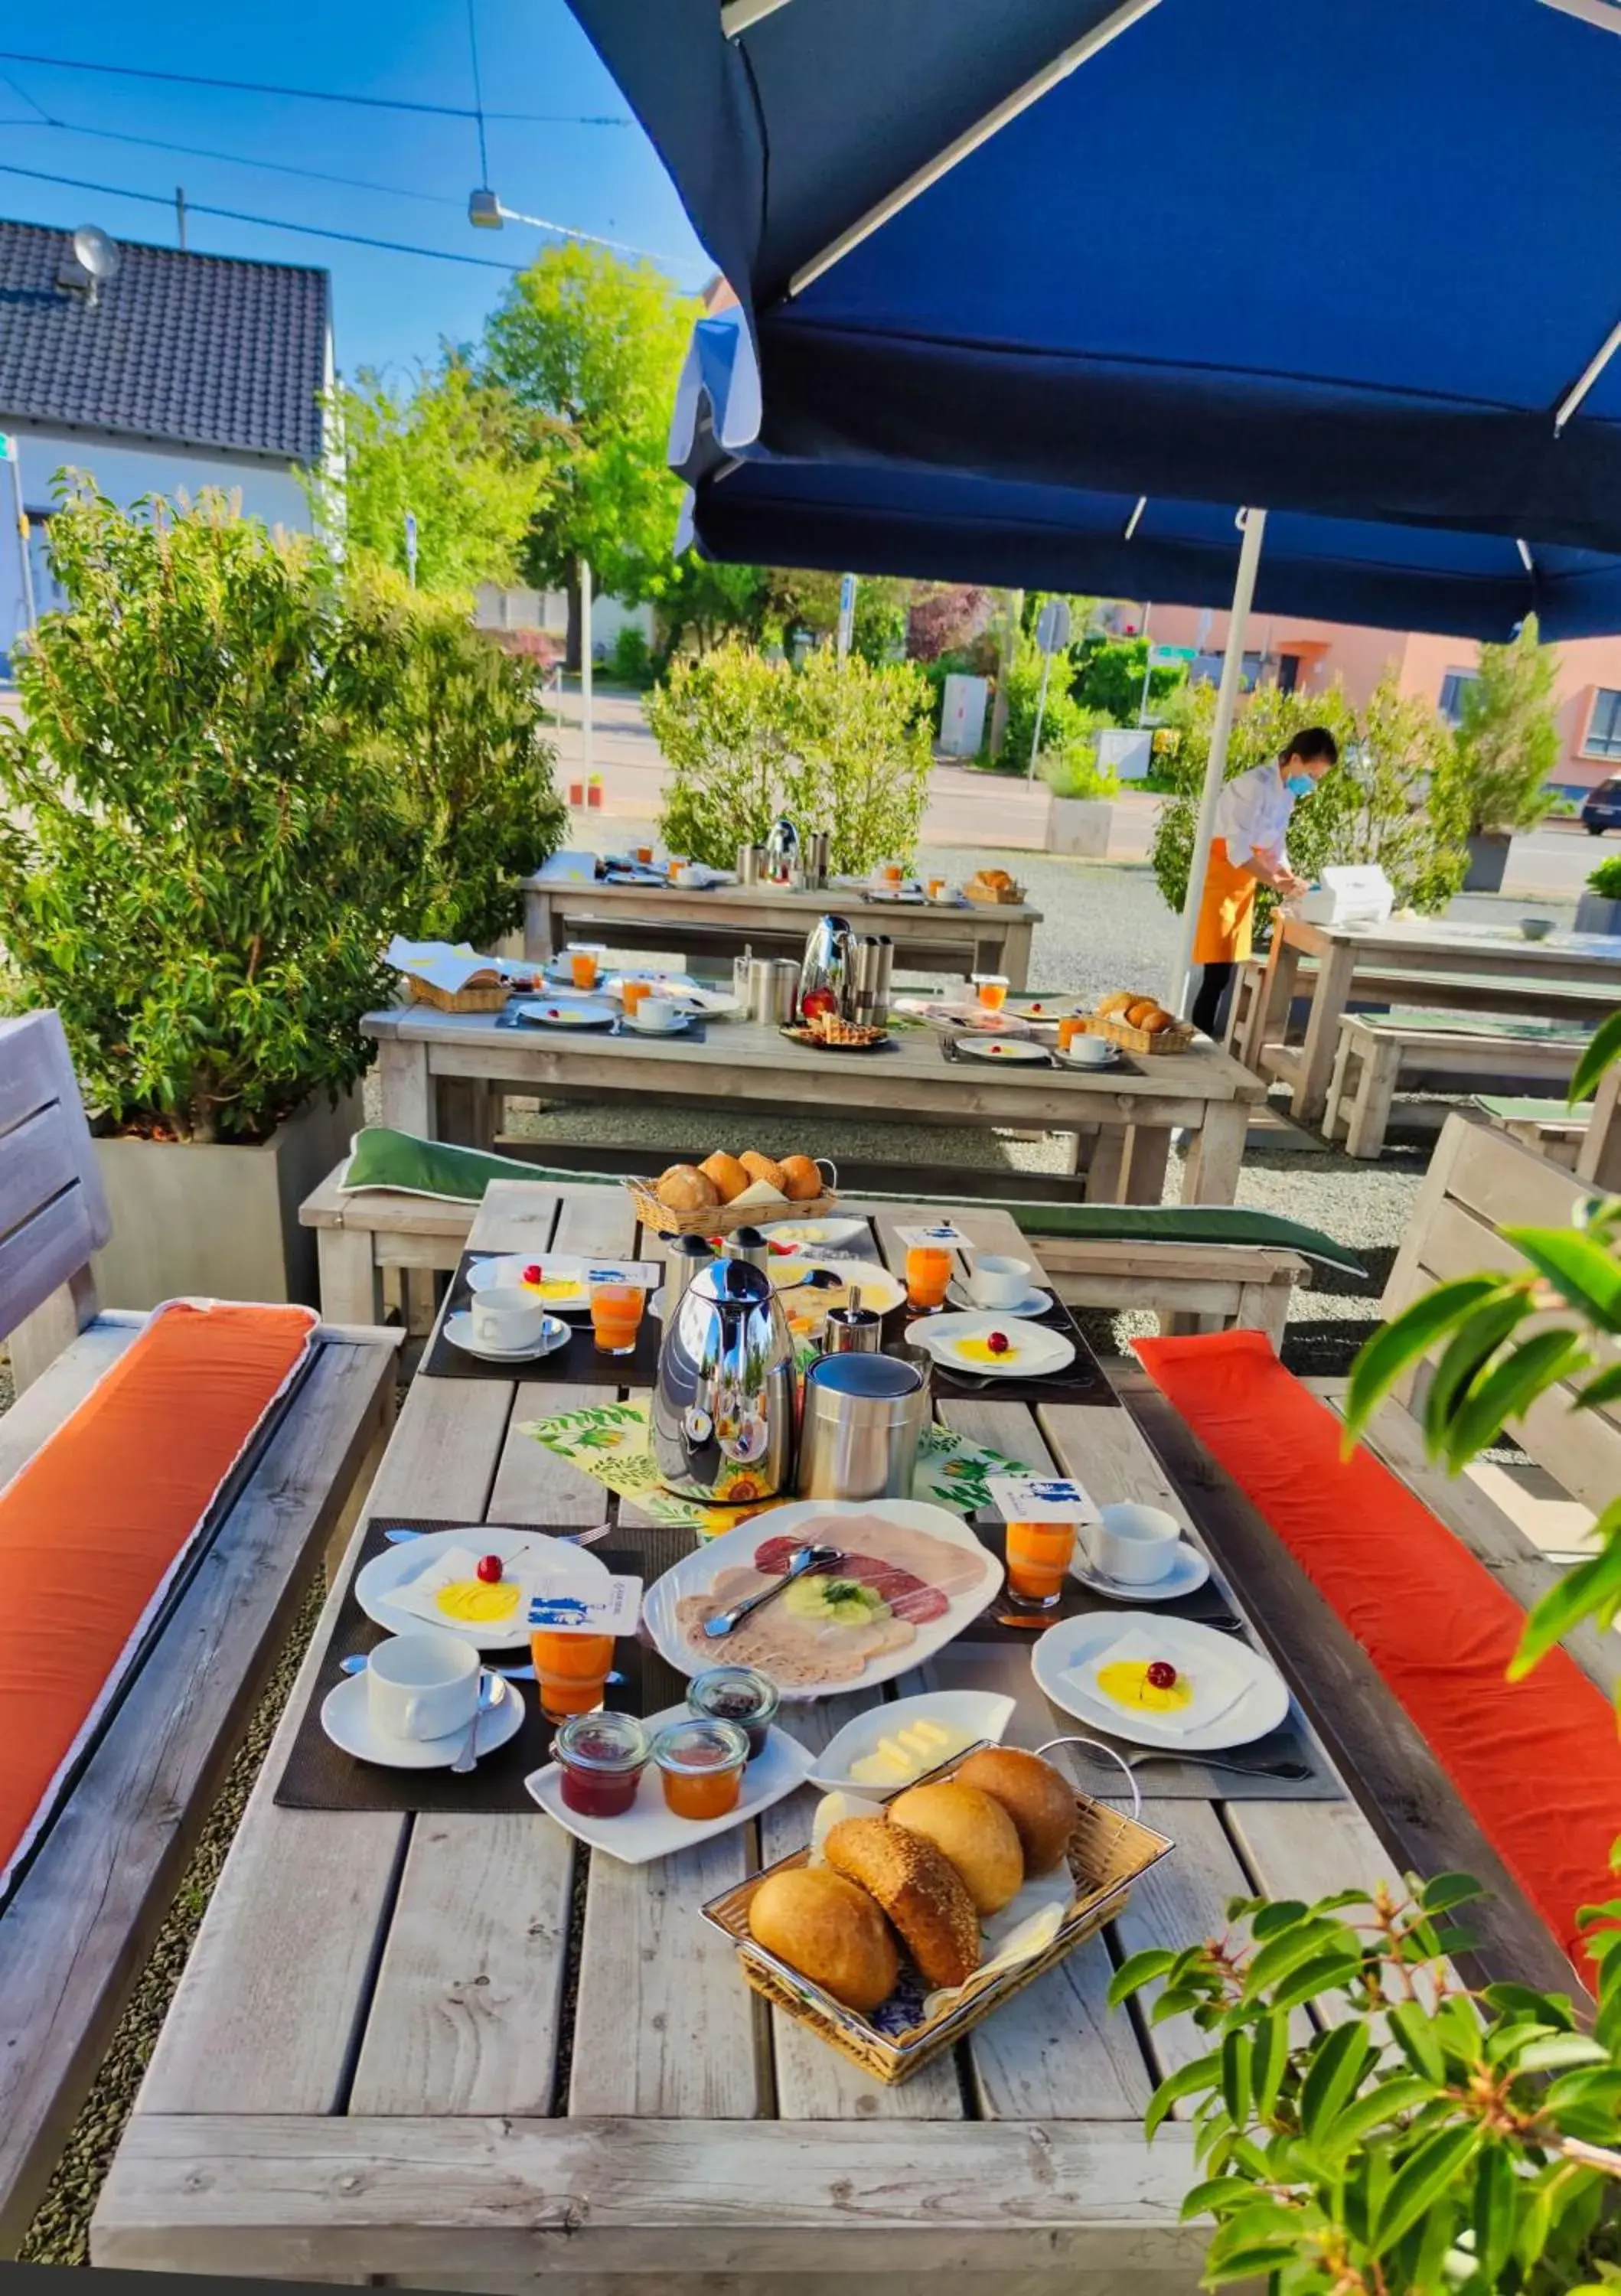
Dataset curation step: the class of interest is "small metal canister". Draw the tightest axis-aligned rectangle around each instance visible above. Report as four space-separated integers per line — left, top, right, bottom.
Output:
736 842 762 886
769 957 800 1022
722 1225 770 1272
820 1304 883 1355
661 1234 716 1323
796 1352 929 1502
846 935 883 1024
804 830 830 890
746 955 779 1022
870 935 895 1026
732 944 754 1005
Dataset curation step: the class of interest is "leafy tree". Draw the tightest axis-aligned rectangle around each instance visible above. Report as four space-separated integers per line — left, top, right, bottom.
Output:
1433 615 1562 837
1071 631 1186 723
775 569 911 665
481 244 693 658
646 550 775 658
907 582 993 663
313 355 545 595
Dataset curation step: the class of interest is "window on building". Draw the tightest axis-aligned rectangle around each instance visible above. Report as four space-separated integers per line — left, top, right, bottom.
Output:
1585 690 1621 759
24 510 68 620
1438 670 1479 726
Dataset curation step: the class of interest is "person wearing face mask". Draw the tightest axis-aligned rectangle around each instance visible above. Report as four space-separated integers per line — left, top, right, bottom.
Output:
1189 727 1339 1038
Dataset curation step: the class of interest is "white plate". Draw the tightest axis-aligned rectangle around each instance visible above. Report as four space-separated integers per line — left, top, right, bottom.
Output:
946 1280 1054 1318
321 1670 524 1769
790 1257 905 1311
1068 1543 1212 1603
951 1035 1051 1063
468 1254 590 1308
621 1012 696 1036
1003 996 1083 1021
761 1216 870 1250
1032 1613 1290 1751
511 995 617 1027
808 1688 1018 1793
643 1499 1003 1701
526 1702 815 1863
905 1311 1075 1381
444 1310 569 1364
354 1525 610 1650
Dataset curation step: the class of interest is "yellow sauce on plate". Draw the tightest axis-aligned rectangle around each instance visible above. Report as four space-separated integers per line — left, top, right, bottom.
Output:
954 1336 1023 1365
435 1577 520 1625
1096 1661 1193 1714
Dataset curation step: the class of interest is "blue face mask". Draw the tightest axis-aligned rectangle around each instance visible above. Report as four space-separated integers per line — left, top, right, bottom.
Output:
1284 772 1316 797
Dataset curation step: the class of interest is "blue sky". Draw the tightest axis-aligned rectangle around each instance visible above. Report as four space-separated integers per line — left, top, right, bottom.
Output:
0 2 709 377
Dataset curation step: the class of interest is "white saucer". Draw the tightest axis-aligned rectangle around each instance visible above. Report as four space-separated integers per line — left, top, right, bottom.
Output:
1069 1544 1211 1603
1055 1045 1122 1072
445 1310 569 1363
947 1280 1054 1318
621 1013 693 1035
321 1671 524 1769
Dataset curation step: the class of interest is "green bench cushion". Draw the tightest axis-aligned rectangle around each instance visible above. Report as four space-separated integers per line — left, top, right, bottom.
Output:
1474 1095 1593 1125
340 1129 1367 1281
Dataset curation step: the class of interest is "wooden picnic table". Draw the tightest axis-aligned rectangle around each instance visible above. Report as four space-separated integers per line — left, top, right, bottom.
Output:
522 864 1043 989
361 1006 1267 1206
1250 915 1621 1125
91 1179 1416 2293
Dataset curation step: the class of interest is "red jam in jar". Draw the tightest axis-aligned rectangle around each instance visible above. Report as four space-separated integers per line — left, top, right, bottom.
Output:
555 1711 648 1818
653 1717 751 1819
687 1665 780 1760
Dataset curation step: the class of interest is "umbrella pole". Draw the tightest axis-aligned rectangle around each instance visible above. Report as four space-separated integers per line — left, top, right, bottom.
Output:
1169 506 1267 1018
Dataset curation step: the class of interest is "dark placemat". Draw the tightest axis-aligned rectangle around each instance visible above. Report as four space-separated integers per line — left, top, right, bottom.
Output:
918 1294 1118 1409
275 1516 697 1815
497 1010 709 1045
940 1035 1055 1069
423 1251 664 1384
780 1029 904 1057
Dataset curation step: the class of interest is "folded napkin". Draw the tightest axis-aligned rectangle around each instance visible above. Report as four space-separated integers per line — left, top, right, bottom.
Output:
386 937 502 996
389 1541 557 1633
1068 1622 1248 1737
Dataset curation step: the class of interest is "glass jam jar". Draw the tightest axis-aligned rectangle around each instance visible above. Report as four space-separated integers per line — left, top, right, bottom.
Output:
687 1666 780 1760
653 1717 751 1820
554 1710 648 1819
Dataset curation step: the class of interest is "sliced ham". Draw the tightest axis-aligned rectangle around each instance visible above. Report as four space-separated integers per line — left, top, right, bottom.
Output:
752 1534 951 1624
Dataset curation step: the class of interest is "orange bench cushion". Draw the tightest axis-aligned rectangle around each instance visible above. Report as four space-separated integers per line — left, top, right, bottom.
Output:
0 1300 317 1897
1135 1329 1621 1979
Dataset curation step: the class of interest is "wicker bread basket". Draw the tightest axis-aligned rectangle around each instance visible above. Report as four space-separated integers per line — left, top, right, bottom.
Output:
963 881 1028 908
403 973 511 1014
626 1160 839 1238
703 1741 1173 2084
1074 1013 1195 1056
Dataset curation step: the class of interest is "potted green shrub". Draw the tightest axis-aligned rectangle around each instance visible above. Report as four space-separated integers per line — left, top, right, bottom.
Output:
0 484 563 1306
1433 618 1561 893
1039 727 1121 856
1577 853 1621 937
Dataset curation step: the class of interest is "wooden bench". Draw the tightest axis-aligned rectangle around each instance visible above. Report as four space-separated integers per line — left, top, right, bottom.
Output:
1324 1016 1586 1159
302 1154 1310 1345
1231 952 1616 1075
0 1010 400 2253
1475 1094 1595 1169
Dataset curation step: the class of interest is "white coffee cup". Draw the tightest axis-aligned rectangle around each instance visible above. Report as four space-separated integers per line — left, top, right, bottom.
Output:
367 1631 481 1742
1084 1502 1182 1586
470 1284 547 1352
670 861 700 887
969 1253 1032 1309
1064 1035 1114 1068
634 994 679 1031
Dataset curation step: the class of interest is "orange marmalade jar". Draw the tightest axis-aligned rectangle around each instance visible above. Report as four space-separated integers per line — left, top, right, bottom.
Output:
652 1717 750 1819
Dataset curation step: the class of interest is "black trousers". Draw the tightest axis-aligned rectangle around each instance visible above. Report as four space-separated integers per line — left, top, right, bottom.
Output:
1191 960 1235 1039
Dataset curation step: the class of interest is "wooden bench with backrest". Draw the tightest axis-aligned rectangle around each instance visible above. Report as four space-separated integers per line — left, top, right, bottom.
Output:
1228 952 1618 1074
1324 1016 1587 1159
0 1009 399 2253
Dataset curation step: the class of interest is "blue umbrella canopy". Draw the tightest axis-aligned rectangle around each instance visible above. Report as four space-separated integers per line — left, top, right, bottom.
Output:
576 0 1621 551
680 450 1621 644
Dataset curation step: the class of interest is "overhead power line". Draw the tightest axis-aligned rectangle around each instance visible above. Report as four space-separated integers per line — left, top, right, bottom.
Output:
0 47 632 124
5 116 468 209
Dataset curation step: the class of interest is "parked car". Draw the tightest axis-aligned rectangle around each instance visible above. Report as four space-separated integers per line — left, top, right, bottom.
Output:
1582 777 1621 833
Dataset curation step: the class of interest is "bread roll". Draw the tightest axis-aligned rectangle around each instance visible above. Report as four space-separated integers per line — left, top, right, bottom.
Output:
739 1150 788 1194
779 1153 824 1202
887 1780 1023 1915
824 1815 980 1990
748 1867 899 2011
700 1151 750 1204
657 1163 719 1212
953 1748 1075 1877
1125 999 1162 1028
1138 1007 1174 1036
1096 991 1137 1018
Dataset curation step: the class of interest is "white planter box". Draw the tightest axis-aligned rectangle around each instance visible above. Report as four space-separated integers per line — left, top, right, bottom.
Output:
93 1088 360 1310
1048 797 1115 858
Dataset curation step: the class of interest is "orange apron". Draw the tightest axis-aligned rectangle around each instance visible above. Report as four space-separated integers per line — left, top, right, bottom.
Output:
1192 837 1257 965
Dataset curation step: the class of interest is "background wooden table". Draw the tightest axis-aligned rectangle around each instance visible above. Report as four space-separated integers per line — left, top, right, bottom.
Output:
93 1182 1401 2294
522 869 1042 989
1250 916 1621 1124
362 1009 1265 1207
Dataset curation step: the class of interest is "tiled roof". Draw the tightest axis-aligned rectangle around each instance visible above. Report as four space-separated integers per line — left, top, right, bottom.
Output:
0 218 329 462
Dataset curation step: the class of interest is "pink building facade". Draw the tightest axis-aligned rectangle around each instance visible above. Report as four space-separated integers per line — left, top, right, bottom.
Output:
1141 604 1621 795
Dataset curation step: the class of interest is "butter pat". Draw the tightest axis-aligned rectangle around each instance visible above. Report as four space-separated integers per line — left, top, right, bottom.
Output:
846 1716 974 1790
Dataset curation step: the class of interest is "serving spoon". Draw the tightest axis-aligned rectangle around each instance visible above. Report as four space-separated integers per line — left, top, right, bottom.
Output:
701 1542 844 1639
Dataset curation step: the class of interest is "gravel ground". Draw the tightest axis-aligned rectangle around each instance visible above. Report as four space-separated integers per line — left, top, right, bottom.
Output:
9 825 1521 2256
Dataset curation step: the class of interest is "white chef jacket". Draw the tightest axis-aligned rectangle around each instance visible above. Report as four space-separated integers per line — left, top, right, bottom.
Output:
1214 762 1296 870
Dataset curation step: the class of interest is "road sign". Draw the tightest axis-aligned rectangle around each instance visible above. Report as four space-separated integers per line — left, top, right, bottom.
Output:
836 571 857 659
403 510 419 587
1035 597 1071 654
1149 642 1198 666
0 434 15 464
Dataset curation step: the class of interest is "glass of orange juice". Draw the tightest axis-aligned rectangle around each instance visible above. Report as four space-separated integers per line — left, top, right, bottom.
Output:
1057 1016 1084 1053
591 1280 645 1355
975 974 1009 1013
905 1243 954 1313
1005 1519 1078 1616
620 978 650 1017
569 947 600 990
926 875 947 900
530 1628 617 1722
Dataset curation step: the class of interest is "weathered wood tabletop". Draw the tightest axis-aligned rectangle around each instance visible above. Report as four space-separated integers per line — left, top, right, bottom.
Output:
91 1182 1398 2295
362 1008 1265 1208
522 866 1042 988
1251 915 1621 1125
